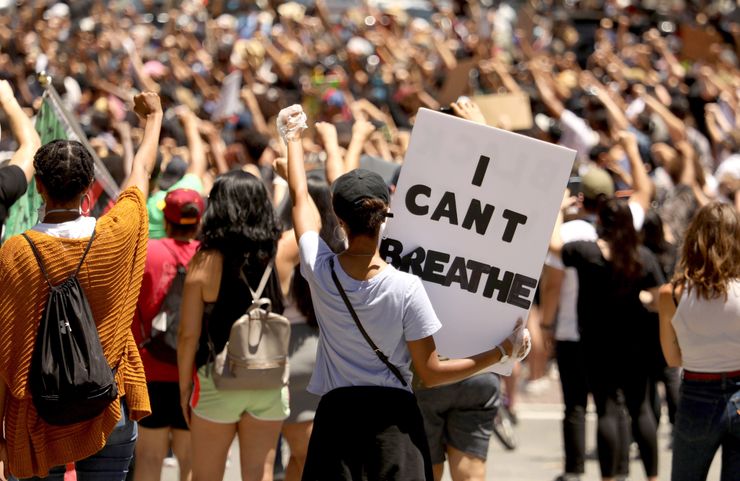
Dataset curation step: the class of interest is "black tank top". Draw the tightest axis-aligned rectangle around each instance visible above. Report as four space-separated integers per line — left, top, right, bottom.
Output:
195 255 283 368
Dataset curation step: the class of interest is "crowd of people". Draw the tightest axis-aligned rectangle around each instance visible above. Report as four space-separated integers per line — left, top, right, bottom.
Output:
0 0 739 481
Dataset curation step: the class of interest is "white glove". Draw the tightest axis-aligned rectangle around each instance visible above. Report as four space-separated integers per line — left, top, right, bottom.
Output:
514 328 532 361
502 319 532 362
276 104 307 142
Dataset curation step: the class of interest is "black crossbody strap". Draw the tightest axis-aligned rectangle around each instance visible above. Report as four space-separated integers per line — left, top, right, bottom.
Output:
21 233 52 287
329 257 408 387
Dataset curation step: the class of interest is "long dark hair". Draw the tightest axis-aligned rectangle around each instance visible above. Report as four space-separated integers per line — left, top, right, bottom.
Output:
200 170 284 311
641 209 676 279
598 198 643 283
292 176 343 326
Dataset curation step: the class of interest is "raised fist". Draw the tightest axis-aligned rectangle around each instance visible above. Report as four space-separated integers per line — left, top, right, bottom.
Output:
133 92 163 118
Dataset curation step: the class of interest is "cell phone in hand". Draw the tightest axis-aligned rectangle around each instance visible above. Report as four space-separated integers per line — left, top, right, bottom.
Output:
567 176 582 196
438 106 455 116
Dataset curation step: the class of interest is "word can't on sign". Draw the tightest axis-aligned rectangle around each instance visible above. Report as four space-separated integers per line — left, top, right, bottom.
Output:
403 155 528 241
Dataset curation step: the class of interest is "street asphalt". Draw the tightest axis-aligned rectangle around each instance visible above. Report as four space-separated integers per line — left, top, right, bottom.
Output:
161 370 722 481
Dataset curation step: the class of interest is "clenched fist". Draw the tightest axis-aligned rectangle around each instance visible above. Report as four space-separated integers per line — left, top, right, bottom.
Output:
133 92 163 118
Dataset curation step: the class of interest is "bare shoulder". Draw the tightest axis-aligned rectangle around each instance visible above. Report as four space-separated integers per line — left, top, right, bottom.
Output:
658 283 674 297
659 282 683 298
187 249 223 284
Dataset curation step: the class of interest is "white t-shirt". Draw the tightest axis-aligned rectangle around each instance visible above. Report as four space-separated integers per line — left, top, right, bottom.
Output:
673 280 740 372
299 231 442 395
31 216 96 239
544 219 597 341
559 110 599 163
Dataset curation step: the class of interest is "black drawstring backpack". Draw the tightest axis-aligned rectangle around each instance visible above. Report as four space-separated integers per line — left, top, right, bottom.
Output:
22 229 118 426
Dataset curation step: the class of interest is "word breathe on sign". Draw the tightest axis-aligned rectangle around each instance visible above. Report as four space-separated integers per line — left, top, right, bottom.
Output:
381 155 537 310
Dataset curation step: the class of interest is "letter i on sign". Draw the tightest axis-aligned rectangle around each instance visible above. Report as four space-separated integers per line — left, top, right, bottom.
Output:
472 155 490 187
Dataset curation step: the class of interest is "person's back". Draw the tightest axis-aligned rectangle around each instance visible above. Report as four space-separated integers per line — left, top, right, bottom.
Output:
658 202 740 481
672 280 740 373
177 170 289 481
0 187 151 474
0 91 162 480
300 235 439 394
281 106 531 481
133 188 203 481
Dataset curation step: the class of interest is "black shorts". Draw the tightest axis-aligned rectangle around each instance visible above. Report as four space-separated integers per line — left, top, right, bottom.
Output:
138 381 189 431
415 372 500 463
302 386 433 481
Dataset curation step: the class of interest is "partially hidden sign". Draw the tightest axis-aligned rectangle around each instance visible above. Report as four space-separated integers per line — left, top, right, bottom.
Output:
381 109 575 373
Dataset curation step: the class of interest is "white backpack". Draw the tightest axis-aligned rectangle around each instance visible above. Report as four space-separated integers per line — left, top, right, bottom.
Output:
206 263 290 390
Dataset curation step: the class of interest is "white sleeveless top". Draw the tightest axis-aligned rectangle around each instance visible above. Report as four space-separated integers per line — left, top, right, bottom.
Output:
672 279 740 372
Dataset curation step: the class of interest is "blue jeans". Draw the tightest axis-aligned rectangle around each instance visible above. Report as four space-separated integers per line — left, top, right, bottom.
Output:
672 376 740 481
14 399 137 481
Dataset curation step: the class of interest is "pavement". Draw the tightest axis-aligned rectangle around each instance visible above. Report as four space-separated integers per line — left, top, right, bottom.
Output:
161 369 722 481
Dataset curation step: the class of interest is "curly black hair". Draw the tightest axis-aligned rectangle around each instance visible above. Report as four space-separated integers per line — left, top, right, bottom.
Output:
34 140 95 203
199 170 284 309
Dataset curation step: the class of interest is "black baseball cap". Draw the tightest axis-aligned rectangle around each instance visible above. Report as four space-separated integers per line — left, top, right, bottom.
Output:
332 169 390 218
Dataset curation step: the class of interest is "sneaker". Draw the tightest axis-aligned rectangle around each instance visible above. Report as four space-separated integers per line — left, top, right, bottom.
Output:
553 475 581 481
523 377 550 395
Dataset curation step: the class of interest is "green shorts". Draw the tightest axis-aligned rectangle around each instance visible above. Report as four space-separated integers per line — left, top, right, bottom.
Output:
190 366 290 423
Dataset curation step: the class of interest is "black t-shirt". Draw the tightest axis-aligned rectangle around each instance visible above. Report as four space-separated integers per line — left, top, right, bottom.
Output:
0 165 28 233
561 241 665 354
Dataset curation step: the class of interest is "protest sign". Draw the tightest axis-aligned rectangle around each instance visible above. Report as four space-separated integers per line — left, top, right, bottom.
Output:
437 57 478 106
473 92 533 131
679 24 723 62
211 71 242 120
381 109 575 373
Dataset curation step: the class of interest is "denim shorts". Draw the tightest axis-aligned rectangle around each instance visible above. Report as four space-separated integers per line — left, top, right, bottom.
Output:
415 373 500 463
671 376 740 481
13 398 137 481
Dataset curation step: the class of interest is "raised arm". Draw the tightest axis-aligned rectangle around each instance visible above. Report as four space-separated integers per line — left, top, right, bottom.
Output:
639 87 687 143
488 59 523 94
113 121 135 177
548 191 575 255
530 62 565 119
121 92 162 196
315 121 344 185
344 119 376 173
241 82 269 136
178 108 208 179
0 80 40 183
280 106 320 241
618 131 653 213
582 71 630 132
122 37 160 94
676 140 710 207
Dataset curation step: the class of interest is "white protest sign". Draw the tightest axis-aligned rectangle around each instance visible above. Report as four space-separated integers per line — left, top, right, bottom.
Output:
212 71 243 120
381 109 575 373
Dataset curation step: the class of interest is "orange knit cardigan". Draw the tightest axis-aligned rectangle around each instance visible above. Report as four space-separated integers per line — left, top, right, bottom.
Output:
0 187 151 478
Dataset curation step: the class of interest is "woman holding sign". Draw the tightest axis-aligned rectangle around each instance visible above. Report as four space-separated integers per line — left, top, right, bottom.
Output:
279 105 531 481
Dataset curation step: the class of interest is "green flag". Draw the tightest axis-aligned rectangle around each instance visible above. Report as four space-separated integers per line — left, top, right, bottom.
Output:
2 95 70 240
